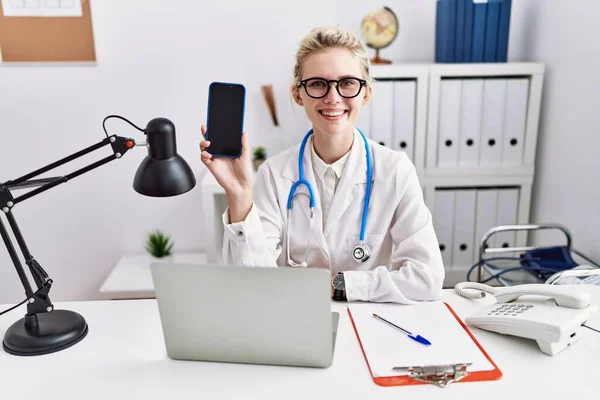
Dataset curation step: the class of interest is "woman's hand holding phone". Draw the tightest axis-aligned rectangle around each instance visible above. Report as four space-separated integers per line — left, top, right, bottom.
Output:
200 124 254 223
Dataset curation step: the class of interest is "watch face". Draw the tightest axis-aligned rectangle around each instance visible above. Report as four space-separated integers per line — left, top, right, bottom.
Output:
332 274 345 290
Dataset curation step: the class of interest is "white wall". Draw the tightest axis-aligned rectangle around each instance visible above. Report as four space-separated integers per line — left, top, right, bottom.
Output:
0 0 597 305
509 0 600 262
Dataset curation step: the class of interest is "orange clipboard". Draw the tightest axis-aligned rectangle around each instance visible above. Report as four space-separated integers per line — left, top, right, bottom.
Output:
347 302 502 388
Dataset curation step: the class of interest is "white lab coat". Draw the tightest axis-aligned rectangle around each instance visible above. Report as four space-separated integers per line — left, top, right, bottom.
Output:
221 129 445 304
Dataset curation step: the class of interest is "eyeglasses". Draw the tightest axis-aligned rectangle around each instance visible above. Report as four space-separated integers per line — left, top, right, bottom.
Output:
297 77 367 99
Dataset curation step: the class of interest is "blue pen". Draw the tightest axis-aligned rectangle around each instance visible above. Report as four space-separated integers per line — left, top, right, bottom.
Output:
372 313 432 346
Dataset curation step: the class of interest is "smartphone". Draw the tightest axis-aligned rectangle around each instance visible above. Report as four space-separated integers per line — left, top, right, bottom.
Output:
205 82 246 158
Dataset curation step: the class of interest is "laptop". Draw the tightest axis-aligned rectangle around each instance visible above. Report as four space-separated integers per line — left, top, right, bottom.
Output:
150 263 340 368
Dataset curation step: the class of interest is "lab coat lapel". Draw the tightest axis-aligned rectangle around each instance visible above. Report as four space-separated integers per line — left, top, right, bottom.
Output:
281 139 329 255
324 130 367 238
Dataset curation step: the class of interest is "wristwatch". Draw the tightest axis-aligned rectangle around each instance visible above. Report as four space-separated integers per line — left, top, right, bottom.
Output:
331 272 347 301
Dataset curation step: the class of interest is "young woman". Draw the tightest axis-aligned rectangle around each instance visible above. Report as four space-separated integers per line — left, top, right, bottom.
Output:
200 26 444 304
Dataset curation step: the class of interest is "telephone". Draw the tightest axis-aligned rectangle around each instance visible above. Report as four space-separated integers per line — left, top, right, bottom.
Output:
455 282 599 356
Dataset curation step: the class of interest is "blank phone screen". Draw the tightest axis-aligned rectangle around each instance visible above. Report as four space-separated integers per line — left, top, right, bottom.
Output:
206 83 245 157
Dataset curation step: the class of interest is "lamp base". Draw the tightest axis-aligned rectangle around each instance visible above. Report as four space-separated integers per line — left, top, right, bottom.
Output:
3 309 88 356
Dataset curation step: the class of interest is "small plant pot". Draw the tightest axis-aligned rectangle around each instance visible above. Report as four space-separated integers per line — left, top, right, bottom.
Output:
253 158 265 171
150 255 174 264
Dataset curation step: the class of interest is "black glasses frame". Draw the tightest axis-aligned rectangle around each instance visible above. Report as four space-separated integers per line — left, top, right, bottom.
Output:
297 77 367 99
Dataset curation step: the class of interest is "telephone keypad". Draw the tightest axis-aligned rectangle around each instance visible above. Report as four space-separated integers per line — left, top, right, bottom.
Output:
487 303 534 316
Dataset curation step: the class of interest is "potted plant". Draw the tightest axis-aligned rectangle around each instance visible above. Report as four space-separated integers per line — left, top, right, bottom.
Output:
253 146 267 171
145 230 174 261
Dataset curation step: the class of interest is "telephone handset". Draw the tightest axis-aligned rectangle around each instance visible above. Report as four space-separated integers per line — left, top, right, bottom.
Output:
455 282 599 356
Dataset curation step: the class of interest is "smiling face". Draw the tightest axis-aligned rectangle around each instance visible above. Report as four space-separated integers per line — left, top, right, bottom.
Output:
294 47 371 140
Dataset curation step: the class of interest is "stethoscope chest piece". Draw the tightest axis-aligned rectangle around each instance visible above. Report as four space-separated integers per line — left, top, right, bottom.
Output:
352 242 371 263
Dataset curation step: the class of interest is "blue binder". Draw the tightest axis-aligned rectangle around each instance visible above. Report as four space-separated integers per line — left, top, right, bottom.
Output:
436 0 456 62
496 0 512 62
463 0 475 62
455 0 466 62
435 0 445 62
471 1 487 62
446 0 457 62
484 0 501 62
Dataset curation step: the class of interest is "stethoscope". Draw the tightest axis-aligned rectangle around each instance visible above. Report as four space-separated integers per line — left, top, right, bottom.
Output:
286 127 373 267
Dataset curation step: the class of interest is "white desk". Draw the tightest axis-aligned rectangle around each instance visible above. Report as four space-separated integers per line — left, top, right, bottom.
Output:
99 252 207 299
1 287 599 399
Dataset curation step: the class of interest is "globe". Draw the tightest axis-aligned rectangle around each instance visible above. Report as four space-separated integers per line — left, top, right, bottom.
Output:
360 6 399 64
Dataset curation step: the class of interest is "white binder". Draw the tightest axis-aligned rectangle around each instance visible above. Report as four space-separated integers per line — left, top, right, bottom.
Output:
452 189 477 268
393 80 416 160
502 79 529 165
474 189 499 257
370 81 394 147
458 79 483 167
433 189 456 268
437 79 462 167
480 79 507 166
495 188 520 248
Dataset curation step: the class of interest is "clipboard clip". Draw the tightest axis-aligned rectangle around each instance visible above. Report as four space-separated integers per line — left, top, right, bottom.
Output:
407 363 471 388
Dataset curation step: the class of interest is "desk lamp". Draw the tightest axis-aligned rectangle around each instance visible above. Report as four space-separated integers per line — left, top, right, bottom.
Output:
0 115 196 356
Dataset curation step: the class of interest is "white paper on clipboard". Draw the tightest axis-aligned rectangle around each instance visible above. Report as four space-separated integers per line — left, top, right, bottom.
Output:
348 301 495 377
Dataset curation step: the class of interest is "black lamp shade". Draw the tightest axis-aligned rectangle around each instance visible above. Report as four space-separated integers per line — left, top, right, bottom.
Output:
133 118 196 197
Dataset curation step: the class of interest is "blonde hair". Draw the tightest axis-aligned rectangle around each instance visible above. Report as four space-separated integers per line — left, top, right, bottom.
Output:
292 26 373 90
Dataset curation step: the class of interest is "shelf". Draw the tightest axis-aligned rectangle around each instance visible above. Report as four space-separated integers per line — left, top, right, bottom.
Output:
369 62 544 79
426 165 533 176
99 252 207 300
424 165 534 187
430 62 545 77
424 175 533 189
371 63 429 79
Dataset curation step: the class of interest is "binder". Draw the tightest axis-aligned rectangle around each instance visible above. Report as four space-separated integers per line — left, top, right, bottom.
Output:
347 301 502 388
371 80 394 147
463 0 475 62
435 0 446 62
471 0 488 62
480 79 507 166
433 189 456 268
502 78 529 165
393 80 417 160
437 79 461 167
452 189 477 268
455 0 467 62
458 78 484 167
484 0 502 62
446 0 458 62
496 0 512 62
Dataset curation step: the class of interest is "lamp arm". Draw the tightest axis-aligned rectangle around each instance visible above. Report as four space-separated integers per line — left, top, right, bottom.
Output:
2 135 137 206
0 134 138 316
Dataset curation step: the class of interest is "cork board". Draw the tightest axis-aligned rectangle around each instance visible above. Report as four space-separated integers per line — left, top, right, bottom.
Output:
0 0 96 63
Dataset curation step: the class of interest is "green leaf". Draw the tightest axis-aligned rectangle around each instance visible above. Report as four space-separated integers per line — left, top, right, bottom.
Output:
145 230 174 258
253 146 267 160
